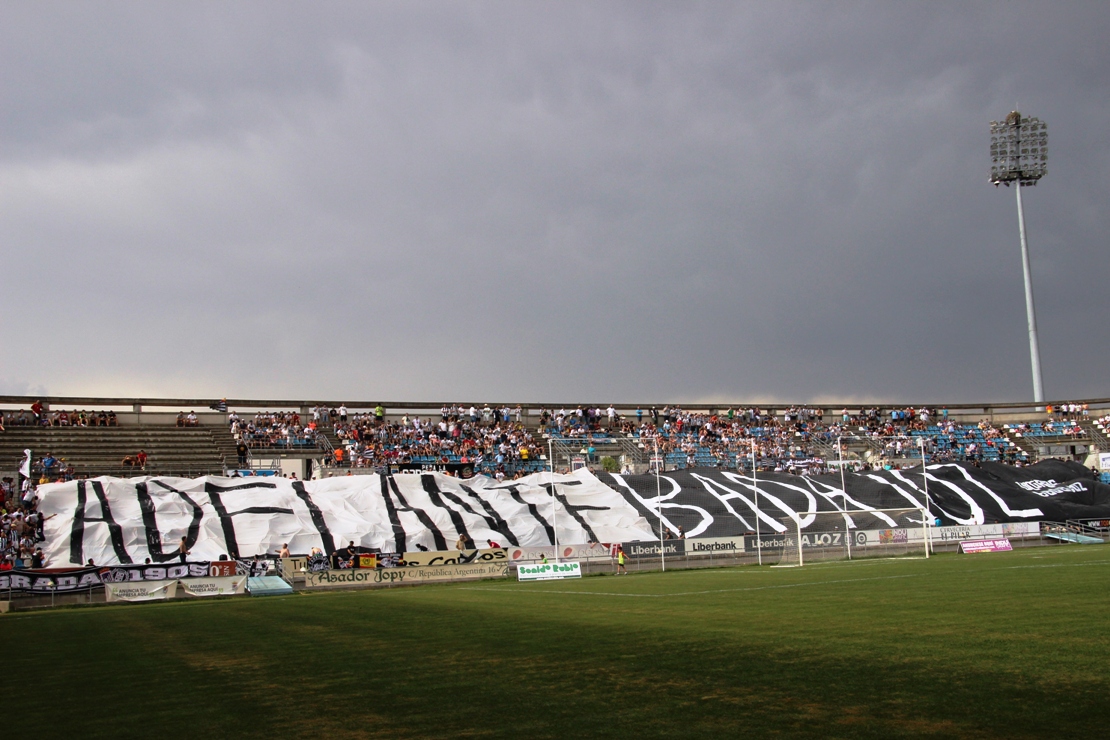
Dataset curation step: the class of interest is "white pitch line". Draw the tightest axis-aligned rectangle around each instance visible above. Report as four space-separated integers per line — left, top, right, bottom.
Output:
457 557 1110 599
459 573 925 598
999 560 1110 570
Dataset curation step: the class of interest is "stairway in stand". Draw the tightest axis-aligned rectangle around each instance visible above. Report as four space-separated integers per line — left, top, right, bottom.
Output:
0 426 231 479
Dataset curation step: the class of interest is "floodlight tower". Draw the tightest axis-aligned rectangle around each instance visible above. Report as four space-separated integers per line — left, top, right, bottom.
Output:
990 111 1048 404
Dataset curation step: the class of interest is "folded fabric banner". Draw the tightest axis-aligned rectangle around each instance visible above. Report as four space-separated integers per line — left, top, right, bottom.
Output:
0 561 235 594
600 459 1110 537
37 470 655 566
32 460 1110 567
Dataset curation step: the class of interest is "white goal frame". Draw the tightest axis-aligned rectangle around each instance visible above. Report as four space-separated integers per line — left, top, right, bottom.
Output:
773 508 931 567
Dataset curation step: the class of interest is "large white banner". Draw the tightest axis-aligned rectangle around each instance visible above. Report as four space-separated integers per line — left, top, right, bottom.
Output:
37 470 655 566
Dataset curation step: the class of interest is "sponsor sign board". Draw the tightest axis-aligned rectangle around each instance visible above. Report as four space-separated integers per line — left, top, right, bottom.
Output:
745 533 793 552
507 544 611 562
517 561 583 581
305 562 509 588
621 540 686 558
280 557 308 577
303 569 381 589
104 579 178 602
1099 453 1110 472
373 562 509 585
402 548 506 567
746 531 852 551
209 561 238 577
1000 522 1040 538
178 575 248 597
850 522 1039 547
685 536 747 555
393 462 476 478
958 538 1013 554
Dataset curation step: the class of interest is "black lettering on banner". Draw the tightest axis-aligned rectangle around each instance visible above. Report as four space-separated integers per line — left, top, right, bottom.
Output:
540 481 607 544
0 561 235 593
70 480 133 565
504 485 555 544
459 484 520 547
379 474 407 553
421 475 470 542
292 481 336 556
387 475 447 551
137 481 204 563
616 486 661 531
204 481 292 560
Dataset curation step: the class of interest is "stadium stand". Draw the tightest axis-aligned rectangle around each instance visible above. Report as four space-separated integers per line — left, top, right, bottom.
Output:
2 393 1109 577
0 423 234 479
2 396 1108 483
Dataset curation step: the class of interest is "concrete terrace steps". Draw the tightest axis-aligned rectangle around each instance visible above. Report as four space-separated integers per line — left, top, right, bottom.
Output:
0 426 230 477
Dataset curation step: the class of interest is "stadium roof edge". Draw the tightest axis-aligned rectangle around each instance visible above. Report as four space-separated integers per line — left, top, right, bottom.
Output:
1 394 1108 413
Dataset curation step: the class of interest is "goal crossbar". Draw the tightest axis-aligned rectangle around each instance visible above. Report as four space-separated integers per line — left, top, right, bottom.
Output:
772 508 931 567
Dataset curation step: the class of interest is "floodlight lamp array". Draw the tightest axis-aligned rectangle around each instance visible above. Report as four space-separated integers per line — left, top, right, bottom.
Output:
990 111 1047 186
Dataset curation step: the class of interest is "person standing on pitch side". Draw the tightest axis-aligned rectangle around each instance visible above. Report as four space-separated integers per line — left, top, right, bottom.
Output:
617 546 627 575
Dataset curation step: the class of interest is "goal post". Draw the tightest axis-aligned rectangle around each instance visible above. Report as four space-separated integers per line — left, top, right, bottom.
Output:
771 508 930 567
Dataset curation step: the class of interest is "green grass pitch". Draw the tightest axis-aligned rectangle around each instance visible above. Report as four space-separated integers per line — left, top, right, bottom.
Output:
7 545 1109 738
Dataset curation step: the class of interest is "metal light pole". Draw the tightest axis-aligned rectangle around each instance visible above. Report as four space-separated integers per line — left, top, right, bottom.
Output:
918 437 932 558
838 437 851 560
752 440 761 566
548 438 559 562
991 111 1048 404
653 436 665 572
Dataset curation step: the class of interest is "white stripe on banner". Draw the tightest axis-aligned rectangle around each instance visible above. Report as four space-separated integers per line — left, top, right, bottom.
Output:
104 580 178 602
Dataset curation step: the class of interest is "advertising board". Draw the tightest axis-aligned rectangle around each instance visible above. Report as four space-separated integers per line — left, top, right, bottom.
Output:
851 522 1039 547
1099 452 1110 472
621 540 685 558
684 536 747 555
506 544 612 562
104 580 178 602
401 548 506 567
958 538 1014 554
517 561 583 581
178 575 248 597
209 561 238 577
305 562 509 588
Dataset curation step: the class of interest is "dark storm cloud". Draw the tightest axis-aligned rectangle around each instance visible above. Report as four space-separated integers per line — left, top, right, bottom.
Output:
1 2 1108 404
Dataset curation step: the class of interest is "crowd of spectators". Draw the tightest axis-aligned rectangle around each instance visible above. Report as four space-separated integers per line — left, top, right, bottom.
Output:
229 411 319 450
6 397 1103 480
325 404 543 479
538 404 1068 473
0 477 49 570
2 406 118 427
1045 402 1090 420
175 411 199 427
224 401 1102 475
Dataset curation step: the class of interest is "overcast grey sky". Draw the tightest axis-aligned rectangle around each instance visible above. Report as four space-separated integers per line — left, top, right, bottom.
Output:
2 2 1108 404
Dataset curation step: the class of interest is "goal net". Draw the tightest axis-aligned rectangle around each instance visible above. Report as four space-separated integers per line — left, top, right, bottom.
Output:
772 508 931 567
